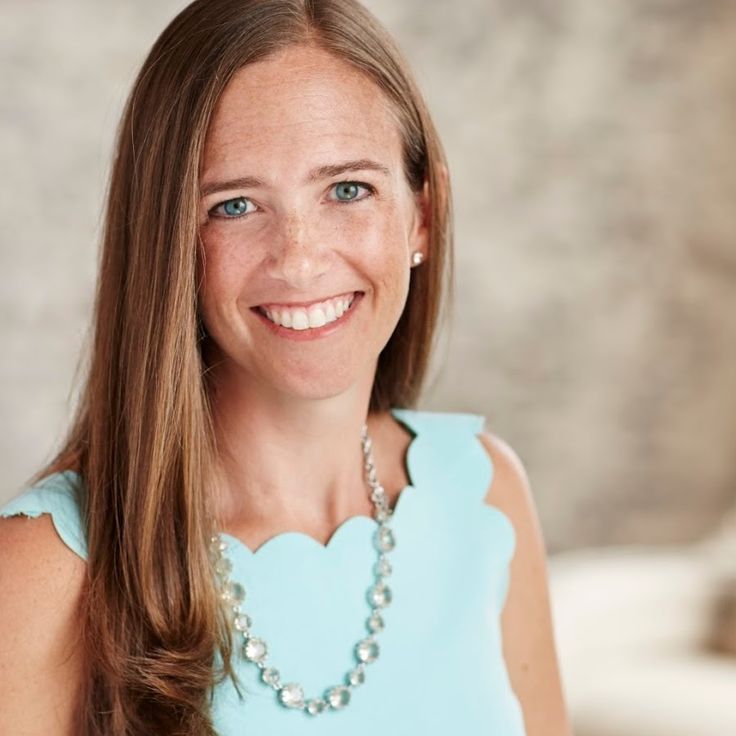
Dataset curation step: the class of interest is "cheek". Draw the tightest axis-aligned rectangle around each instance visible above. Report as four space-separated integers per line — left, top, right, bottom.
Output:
364 207 411 267
341 219 411 316
336 202 411 262
197 233 254 321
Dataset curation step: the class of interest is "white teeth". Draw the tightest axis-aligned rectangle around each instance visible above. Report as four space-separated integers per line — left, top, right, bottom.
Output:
307 306 327 328
291 310 309 330
262 293 356 330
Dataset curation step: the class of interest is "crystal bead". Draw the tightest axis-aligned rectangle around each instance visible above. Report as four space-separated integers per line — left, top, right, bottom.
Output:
222 581 246 604
370 485 385 503
355 637 380 664
261 667 280 687
367 612 384 633
348 664 366 686
279 682 305 709
374 556 392 577
368 580 392 608
326 685 351 709
374 525 395 552
210 537 228 553
233 613 251 632
215 557 232 576
306 698 327 716
243 637 268 663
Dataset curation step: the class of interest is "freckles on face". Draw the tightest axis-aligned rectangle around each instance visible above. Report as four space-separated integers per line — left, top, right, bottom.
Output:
198 43 417 238
195 44 421 386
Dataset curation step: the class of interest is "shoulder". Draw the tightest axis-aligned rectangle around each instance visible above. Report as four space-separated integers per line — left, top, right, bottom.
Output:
0 471 88 560
0 471 88 637
476 431 540 540
0 509 87 649
0 508 86 729
0 507 87 593
476 430 573 735
476 430 548 618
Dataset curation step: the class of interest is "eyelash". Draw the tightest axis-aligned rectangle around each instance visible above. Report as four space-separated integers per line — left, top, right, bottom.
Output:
208 181 376 220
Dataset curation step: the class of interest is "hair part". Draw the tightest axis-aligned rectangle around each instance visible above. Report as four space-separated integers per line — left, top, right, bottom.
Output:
34 1 453 732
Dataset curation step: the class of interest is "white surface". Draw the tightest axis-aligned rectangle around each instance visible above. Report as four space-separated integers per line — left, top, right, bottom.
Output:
549 543 736 736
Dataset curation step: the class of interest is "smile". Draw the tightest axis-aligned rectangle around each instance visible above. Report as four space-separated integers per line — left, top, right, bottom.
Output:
258 291 357 329
251 291 364 340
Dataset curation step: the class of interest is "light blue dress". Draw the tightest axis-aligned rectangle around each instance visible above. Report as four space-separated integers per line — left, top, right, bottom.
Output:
0 407 527 734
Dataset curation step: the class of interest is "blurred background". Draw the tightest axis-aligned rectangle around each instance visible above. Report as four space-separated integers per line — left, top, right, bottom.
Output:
1 1 735 733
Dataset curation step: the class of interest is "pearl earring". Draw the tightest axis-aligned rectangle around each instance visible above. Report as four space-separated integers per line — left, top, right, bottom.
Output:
411 251 424 266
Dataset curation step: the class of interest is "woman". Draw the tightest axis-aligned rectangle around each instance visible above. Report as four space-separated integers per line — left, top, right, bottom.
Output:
0 0 571 733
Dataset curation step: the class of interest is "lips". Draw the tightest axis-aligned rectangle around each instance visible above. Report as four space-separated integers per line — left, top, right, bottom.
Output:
252 290 364 340
258 290 361 330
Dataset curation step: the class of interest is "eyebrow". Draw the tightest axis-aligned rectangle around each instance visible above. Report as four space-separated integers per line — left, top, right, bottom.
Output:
200 158 391 198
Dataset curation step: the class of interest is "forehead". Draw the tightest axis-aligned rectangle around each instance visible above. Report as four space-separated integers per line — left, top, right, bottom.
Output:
202 44 404 175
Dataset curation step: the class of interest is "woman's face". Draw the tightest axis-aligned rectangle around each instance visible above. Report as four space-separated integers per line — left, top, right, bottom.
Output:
198 44 428 402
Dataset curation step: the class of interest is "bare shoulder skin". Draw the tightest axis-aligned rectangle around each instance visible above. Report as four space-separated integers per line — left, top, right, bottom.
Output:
478 431 573 736
0 513 86 735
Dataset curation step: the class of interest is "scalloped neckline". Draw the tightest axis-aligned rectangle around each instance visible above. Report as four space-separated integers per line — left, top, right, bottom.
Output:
218 407 418 557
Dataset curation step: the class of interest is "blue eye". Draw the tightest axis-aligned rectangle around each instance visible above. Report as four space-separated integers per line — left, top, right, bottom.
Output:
331 181 373 202
211 196 255 219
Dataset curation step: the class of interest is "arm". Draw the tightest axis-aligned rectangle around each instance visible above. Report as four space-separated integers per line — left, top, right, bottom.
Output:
0 513 86 735
477 431 573 736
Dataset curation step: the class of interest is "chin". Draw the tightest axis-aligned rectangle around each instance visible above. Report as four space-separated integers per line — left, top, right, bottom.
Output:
268 356 374 402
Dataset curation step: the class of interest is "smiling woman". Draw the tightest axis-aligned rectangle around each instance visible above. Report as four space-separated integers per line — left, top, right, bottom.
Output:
196 43 428 399
0 0 569 734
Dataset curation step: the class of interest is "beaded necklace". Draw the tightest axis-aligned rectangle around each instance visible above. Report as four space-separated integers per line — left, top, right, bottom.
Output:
208 422 396 716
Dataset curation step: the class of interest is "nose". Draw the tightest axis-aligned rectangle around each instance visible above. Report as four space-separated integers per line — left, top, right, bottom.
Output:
266 209 329 286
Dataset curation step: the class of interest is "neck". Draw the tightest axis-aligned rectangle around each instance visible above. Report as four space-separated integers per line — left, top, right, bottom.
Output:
207 361 382 536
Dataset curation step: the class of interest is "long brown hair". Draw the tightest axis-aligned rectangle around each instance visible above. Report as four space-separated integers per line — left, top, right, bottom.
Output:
33 0 453 732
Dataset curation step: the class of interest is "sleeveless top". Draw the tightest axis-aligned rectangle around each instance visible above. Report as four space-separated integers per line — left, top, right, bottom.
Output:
0 407 526 735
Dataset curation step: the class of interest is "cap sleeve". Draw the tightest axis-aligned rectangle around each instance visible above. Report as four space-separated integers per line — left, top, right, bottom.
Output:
0 470 88 561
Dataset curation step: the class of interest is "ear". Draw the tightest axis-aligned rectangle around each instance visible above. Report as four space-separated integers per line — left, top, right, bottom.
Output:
409 163 449 265
409 177 431 263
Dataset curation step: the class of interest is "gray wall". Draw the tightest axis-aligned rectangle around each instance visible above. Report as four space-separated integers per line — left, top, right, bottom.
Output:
2 0 735 552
